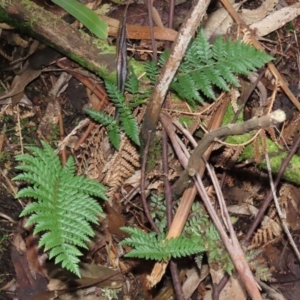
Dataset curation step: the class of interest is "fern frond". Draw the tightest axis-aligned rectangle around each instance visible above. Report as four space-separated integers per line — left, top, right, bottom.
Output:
85 108 114 126
171 29 273 104
125 68 139 95
105 81 140 146
14 141 107 277
120 227 205 260
108 121 121 149
85 109 121 149
144 61 159 85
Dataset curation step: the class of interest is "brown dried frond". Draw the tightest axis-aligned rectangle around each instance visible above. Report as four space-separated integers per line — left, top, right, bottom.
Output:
253 136 261 163
249 216 282 249
224 175 234 187
134 105 147 125
230 88 239 113
259 130 267 156
280 113 300 145
215 145 244 169
76 124 108 179
104 134 140 202
265 126 276 143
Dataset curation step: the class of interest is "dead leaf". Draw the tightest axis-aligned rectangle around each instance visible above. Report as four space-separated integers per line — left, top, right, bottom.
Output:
0 68 41 105
209 264 247 300
182 265 209 299
11 235 48 300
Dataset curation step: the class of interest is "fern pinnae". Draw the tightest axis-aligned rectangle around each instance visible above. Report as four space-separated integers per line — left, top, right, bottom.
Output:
125 68 139 95
108 121 121 149
144 61 160 85
85 108 114 126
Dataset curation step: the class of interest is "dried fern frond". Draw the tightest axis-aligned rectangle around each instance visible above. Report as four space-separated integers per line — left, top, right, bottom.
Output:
104 134 140 201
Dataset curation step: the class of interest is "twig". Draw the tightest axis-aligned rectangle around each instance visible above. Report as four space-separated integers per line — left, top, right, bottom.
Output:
244 132 300 243
58 103 66 165
16 104 23 154
162 104 184 300
220 0 300 112
140 130 160 233
264 153 300 263
147 0 157 62
195 167 262 300
0 212 17 224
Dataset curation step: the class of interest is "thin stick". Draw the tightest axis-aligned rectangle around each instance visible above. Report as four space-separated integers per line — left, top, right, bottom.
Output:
140 130 160 233
244 133 300 243
264 153 300 263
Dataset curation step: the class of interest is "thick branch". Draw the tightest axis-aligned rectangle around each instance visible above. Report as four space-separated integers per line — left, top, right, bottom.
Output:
0 0 118 81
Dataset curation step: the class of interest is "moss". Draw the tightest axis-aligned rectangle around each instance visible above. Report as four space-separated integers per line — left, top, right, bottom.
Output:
146 134 162 172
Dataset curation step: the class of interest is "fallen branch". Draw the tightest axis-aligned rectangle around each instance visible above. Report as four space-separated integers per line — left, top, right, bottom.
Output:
173 110 287 196
140 0 210 144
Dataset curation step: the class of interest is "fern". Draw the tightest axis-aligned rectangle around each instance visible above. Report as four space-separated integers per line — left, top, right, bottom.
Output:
13 141 107 277
170 29 273 104
144 61 160 85
85 80 140 149
120 227 205 260
125 68 149 108
85 108 121 149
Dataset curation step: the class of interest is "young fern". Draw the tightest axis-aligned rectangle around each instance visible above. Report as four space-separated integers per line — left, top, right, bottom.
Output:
120 227 205 260
13 142 107 277
85 80 140 149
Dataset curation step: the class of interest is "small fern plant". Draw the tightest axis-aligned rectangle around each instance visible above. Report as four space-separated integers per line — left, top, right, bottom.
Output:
85 78 141 149
120 199 235 275
13 141 107 277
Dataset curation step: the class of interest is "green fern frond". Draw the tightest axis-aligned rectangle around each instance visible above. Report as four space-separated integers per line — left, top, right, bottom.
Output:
105 81 140 146
158 50 170 67
125 68 139 95
13 142 107 277
108 120 121 149
85 108 114 126
85 108 121 149
120 227 205 260
170 29 273 104
144 61 159 85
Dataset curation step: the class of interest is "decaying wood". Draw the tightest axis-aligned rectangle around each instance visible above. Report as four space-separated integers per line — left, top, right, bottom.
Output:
0 0 117 80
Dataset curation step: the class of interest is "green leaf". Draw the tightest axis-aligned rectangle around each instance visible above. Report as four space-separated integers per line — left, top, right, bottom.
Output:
51 0 107 39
